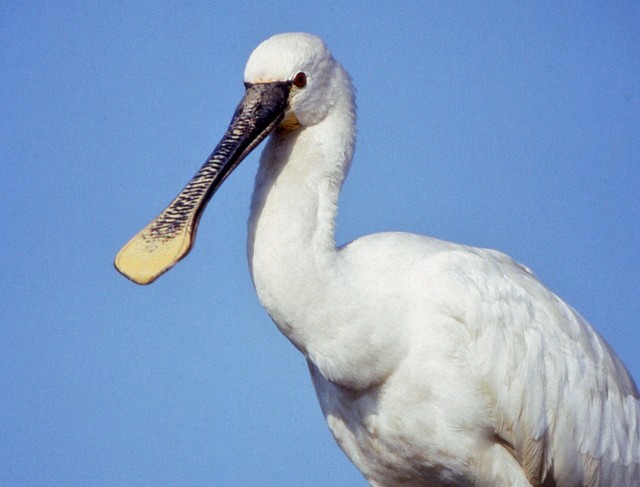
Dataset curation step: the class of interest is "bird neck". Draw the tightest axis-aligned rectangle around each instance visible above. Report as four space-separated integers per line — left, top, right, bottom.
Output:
247 105 356 356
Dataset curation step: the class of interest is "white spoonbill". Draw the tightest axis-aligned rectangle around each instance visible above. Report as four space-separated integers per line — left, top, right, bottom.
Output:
115 33 639 486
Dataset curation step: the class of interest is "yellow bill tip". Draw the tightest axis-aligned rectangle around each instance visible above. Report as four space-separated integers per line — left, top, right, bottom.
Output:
114 225 194 285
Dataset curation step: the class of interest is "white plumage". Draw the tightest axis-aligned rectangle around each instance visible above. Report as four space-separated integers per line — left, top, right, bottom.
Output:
117 33 640 486
246 33 639 487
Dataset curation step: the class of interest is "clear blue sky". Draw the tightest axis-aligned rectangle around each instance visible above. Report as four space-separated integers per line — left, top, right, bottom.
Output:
2 2 639 486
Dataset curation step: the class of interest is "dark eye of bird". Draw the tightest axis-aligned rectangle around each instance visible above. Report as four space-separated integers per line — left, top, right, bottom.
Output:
292 71 307 88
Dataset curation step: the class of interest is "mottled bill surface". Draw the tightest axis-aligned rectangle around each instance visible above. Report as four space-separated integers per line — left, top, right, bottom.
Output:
114 82 290 284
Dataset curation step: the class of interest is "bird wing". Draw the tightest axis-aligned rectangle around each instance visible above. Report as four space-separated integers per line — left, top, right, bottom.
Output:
440 247 640 486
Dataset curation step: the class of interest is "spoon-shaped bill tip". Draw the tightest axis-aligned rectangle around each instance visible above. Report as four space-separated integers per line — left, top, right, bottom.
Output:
114 81 291 284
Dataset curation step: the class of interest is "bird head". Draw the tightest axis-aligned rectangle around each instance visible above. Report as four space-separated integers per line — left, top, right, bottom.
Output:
114 32 350 284
244 32 344 128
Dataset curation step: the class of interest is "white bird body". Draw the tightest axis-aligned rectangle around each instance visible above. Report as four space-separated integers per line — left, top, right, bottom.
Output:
116 33 640 486
244 34 640 486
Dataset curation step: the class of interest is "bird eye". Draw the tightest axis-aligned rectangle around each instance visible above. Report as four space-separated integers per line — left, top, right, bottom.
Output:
292 71 307 88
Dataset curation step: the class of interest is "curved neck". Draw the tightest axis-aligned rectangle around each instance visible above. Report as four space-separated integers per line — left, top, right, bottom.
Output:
247 105 355 354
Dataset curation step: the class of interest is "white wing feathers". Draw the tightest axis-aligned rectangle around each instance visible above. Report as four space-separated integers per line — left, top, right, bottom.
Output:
440 247 640 486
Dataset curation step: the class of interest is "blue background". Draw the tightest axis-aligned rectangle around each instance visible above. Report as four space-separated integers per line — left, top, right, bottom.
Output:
2 2 638 485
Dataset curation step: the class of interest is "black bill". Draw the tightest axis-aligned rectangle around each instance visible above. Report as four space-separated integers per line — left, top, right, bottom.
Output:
114 81 291 285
